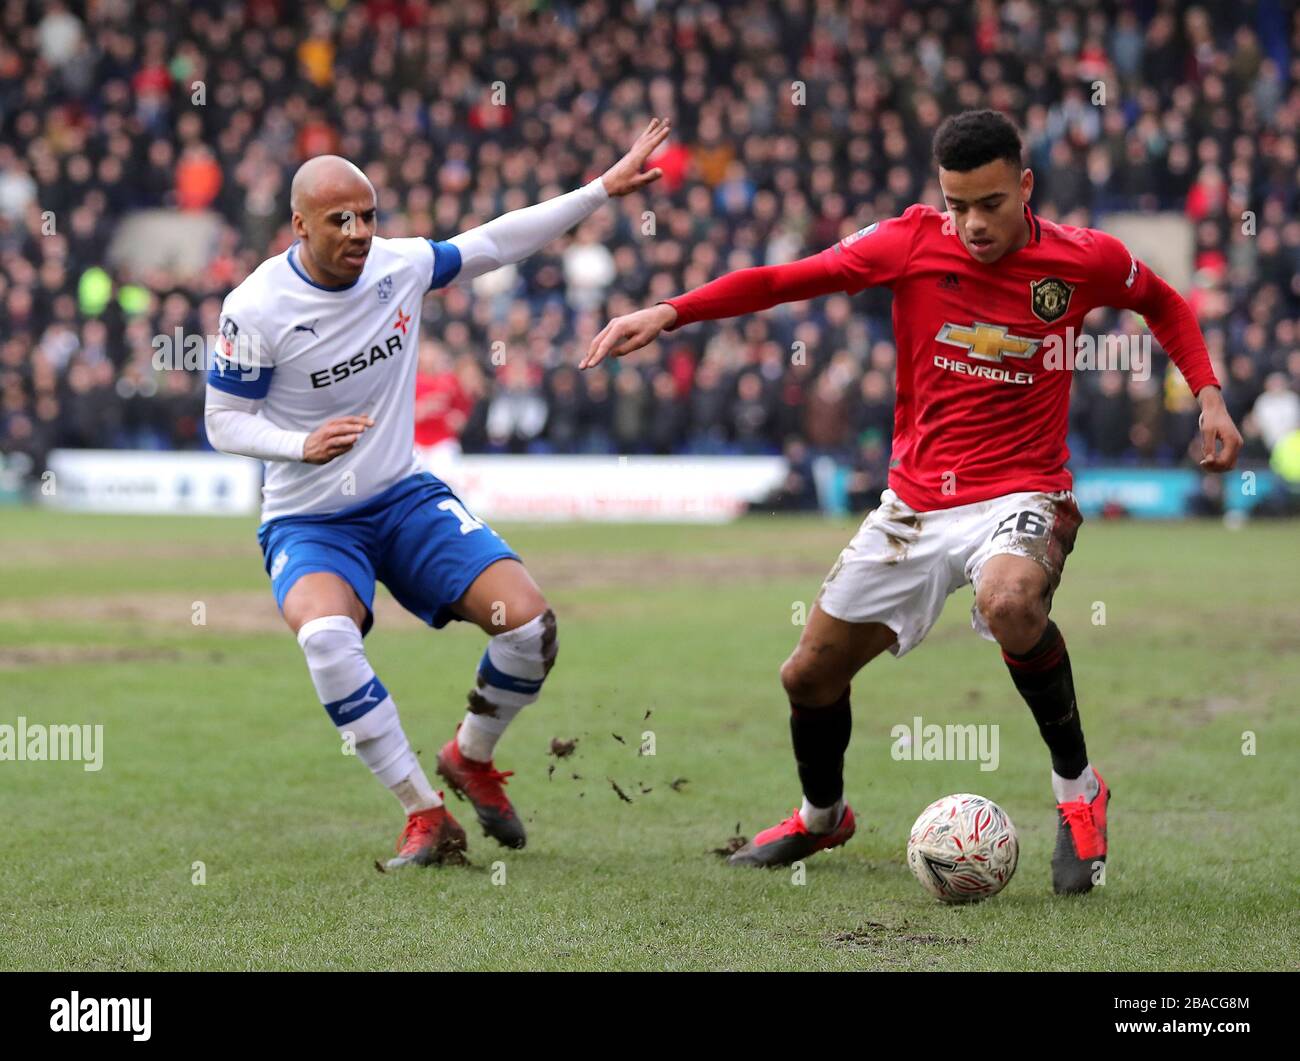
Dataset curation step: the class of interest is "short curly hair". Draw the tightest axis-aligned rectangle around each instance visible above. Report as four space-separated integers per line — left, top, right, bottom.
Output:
932 110 1023 172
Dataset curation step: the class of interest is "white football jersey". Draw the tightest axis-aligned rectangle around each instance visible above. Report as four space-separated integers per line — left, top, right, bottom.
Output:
209 236 462 522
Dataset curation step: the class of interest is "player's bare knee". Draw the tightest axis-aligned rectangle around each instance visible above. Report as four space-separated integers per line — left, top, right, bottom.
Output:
977 588 1021 628
493 591 549 628
283 597 320 635
286 597 365 636
780 652 837 706
481 582 548 632
283 575 366 635
774 655 806 702
979 587 1046 648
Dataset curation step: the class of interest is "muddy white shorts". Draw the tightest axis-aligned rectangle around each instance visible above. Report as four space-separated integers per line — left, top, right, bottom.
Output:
816 487 1084 658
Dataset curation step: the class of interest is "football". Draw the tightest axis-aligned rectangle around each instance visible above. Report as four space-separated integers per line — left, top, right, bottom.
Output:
907 793 1019 903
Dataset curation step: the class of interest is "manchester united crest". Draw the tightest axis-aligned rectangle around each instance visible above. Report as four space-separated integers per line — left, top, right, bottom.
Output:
1030 277 1074 323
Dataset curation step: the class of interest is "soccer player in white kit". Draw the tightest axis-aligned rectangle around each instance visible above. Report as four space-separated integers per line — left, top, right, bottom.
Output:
205 120 670 868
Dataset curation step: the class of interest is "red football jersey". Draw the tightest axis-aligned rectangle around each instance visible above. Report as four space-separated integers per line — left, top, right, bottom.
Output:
666 203 1219 511
413 370 470 447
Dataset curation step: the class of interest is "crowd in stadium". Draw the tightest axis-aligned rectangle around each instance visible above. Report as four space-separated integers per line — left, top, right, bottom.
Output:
1 0 1298 504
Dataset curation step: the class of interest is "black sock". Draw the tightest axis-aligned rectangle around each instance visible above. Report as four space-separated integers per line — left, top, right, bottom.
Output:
789 688 851 808
1003 620 1087 779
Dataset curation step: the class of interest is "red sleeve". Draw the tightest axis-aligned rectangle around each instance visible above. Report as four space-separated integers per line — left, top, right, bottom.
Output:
818 204 927 294
1089 231 1220 396
662 206 924 330
660 252 843 330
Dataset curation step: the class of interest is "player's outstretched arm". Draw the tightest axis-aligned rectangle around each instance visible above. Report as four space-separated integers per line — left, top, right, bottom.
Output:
1092 233 1242 471
579 302 678 369
204 384 374 465
580 190 923 369
580 253 842 369
446 118 671 284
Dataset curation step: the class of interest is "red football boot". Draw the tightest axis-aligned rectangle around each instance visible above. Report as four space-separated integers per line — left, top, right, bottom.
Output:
728 805 857 867
1052 770 1110 894
385 802 467 869
435 733 526 849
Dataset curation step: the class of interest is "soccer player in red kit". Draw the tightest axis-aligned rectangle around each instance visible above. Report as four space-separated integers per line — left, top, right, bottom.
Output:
413 340 471 481
580 110 1243 894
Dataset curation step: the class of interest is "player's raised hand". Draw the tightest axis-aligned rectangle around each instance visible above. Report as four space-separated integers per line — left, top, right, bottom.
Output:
303 415 375 464
580 303 677 370
1196 388 1242 472
599 117 672 198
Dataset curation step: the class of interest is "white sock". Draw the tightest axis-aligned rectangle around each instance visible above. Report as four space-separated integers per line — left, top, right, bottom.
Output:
799 797 844 834
389 768 442 815
458 713 507 763
458 609 557 763
1052 764 1099 804
298 615 441 813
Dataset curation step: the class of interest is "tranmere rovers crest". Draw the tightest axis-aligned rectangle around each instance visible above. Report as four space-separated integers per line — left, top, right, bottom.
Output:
1029 277 1074 323
376 275 394 303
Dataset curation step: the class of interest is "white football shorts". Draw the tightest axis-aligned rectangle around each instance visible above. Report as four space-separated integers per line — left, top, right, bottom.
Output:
816 487 1084 657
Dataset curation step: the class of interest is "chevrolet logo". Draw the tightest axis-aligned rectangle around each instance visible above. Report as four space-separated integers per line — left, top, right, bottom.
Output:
935 322 1039 363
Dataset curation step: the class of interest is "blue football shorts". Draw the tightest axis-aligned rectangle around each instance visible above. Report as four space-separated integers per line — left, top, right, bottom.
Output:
257 472 519 635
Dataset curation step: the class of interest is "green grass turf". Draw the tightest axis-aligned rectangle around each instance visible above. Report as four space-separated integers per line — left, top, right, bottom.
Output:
1 505 1297 970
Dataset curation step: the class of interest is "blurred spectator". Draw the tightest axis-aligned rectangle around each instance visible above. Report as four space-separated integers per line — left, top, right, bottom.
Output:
176 146 222 211
648 370 687 455
414 339 470 477
1084 372 1133 460
543 365 583 454
486 359 545 452
846 430 891 514
1248 372 1300 451
749 438 819 512
731 371 775 454
612 368 649 453
1185 473 1226 518
36 2 83 70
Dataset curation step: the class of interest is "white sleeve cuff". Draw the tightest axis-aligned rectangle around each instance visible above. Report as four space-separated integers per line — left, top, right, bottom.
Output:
204 387 308 462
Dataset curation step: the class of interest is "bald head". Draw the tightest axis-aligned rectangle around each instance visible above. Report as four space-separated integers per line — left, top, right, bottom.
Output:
289 155 378 286
290 154 374 214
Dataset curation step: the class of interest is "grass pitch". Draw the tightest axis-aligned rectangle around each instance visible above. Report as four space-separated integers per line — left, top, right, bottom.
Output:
1 506 1296 971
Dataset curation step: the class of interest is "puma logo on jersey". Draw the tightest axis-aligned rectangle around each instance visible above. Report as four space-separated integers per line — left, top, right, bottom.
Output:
292 319 319 337
310 334 404 388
